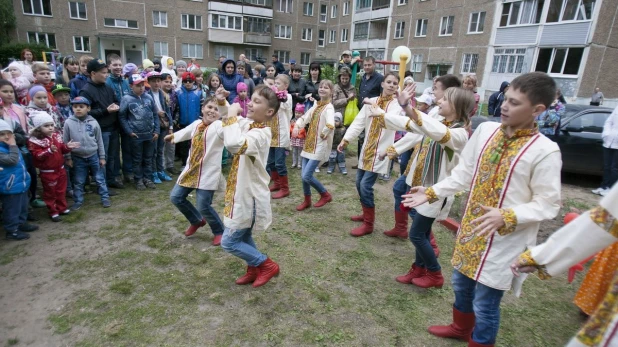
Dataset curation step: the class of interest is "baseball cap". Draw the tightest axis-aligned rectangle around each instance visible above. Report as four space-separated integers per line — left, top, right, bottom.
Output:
290 59 296 64
70 96 91 106
129 74 146 85
146 71 162 80
87 59 107 74
51 84 71 95
342 50 352 57
181 72 195 82
415 94 434 106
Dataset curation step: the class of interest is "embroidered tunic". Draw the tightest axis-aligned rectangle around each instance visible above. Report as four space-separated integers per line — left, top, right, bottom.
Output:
343 96 402 174
426 121 562 290
171 119 225 191
269 94 293 148
295 101 335 162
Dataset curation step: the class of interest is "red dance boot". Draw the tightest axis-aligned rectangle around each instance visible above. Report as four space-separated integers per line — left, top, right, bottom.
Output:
351 205 364 222
428 306 476 342
350 206 374 237
184 218 206 237
235 266 259 285
272 175 290 199
412 269 444 289
468 340 494 347
314 191 332 208
395 263 426 284
384 210 409 239
296 195 312 211
253 258 280 287
430 230 441 257
212 234 222 246
269 172 280 192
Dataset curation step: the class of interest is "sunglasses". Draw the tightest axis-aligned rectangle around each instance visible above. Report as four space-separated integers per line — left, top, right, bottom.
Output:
183 80 194 83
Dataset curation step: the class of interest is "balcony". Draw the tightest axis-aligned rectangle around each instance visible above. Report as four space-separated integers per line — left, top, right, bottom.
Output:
208 1 273 17
244 16 271 45
208 28 244 44
224 0 273 7
354 0 390 21
352 19 387 50
372 0 390 10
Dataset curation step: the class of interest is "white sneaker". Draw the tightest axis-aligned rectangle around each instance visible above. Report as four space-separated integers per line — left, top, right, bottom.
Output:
592 187 604 195
315 168 320 173
600 188 609 197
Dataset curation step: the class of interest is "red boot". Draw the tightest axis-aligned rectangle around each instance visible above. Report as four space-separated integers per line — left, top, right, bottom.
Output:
469 340 494 347
428 306 475 342
212 234 222 246
272 175 290 199
184 218 206 237
384 210 409 239
351 205 364 222
269 172 280 192
412 269 444 289
350 206 374 237
296 195 312 211
253 258 280 287
235 266 258 285
395 263 426 284
430 230 441 257
314 191 332 208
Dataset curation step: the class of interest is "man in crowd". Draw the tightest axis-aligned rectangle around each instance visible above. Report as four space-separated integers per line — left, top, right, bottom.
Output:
272 54 285 75
354 56 383 168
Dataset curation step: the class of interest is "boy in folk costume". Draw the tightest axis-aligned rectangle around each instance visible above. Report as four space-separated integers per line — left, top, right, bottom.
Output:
267 74 293 199
217 85 281 288
401 72 562 347
337 72 403 237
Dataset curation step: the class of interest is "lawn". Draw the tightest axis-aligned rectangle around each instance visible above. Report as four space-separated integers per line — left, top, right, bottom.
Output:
0 147 587 347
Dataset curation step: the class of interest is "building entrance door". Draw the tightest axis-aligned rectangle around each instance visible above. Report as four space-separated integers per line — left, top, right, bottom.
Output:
125 50 143 65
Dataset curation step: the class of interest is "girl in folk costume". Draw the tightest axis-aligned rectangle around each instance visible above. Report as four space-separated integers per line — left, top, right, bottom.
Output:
165 95 226 246
293 80 336 211
336 72 403 237
375 86 475 289
267 74 293 199
217 85 280 288
290 103 306 169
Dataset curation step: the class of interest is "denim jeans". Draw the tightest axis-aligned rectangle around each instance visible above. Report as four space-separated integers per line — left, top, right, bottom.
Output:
221 206 267 267
301 157 327 196
118 132 133 177
130 134 155 181
154 128 168 172
602 147 618 189
452 270 505 345
266 147 288 176
409 212 440 271
355 169 379 208
1 192 29 231
101 130 119 184
170 184 223 235
393 175 410 212
72 154 110 204
399 149 413 176
328 149 347 173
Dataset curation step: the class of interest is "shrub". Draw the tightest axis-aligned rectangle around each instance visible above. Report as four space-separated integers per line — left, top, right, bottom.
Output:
0 43 51 67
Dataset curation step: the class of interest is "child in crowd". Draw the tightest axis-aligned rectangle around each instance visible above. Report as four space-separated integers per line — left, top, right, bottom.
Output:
233 82 249 118
63 97 111 209
263 76 275 88
328 113 347 175
160 56 177 88
462 74 480 117
27 112 80 222
192 69 208 94
290 103 306 169
175 60 188 87
161 73 178 175
25 85 63 132
165 95 225 245
31 63 56 105
52 84 73 125
0 119 39 240
141 59 155 76
6 62 31 105
146 71 173 184
122 63 138 79
174 72 204 167
69 55 93 98
216 85 280 288
267 74 293 199
0 80 28 130
119 74 159 190
205 74 221 97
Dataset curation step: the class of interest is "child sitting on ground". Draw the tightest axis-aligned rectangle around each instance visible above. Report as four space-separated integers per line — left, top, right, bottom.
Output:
25 85 63 133
6 62 31 106
27 112 80 222
328 113 347 175
233 82 249 118
290 103 306 169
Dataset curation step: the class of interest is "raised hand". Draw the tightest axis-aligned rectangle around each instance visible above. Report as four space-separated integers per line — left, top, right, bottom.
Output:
398 83 417 106
215 86 229 102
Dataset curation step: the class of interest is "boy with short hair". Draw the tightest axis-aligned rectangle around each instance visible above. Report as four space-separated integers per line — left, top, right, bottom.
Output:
402 72 562 347
31 63 56 105
52 84 73 125
328 113 347 175
266 74 293 199
146 71 173 184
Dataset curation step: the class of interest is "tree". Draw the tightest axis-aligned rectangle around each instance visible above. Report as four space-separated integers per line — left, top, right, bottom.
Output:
0 0 16 46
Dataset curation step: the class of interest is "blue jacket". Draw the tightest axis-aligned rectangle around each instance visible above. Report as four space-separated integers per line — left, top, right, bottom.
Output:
219 59 245 103
147 89 172 129
106 75 131 103
0 143 31 195
119 92 160 135
69 73 89 98
176 85 203 126
488 81 510 117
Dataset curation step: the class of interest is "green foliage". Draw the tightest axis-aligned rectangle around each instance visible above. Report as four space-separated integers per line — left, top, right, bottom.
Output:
0 0 16 46
320 64 338 84
0 43 50 67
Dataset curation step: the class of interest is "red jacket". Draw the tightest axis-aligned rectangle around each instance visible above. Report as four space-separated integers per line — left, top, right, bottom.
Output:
27 132 71 171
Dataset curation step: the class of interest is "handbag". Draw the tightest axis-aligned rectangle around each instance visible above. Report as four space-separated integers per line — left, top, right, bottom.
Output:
344 98 359 126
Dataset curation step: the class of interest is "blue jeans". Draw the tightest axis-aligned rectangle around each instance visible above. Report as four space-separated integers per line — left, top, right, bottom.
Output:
301 157 327 196
452 270 505 345
266 147 288 176
328 149 347 172
399 149 413 176
221 207 267 267
355 169 379 208
1 192 29 231
602 147 618 189
409 212 440 271
393 174 409 212
72 154 110 204
130 134 155 181
170 184 223 235
102 130 120 184
118 132 133 177
154 128 168 172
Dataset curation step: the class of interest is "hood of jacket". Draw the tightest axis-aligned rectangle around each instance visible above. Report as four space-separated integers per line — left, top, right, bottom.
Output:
499 81 510 93
160 55 174 74
221 59 237 76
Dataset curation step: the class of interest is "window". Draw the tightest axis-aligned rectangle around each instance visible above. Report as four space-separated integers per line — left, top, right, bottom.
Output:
427 64 452 79
343 1 350 15
69 2 86 20
303 2 313 16
154 41 168 57
276 0 293 13
215 45 234 60
104 18 138 29
566 112 608 133
461 53 479 73
182 43 203 59
329 30 336 43
547 0 594 22
468 11 485 33
394 21 405 39
440 16 454 36
535 47 584 75
210 14 241 30
398 0 408 4
500 0 544 27
22 0 52 16
245 17 270 33
318 29 325 47
27 32 56 48
182 14 202 30
274 50 290 64
73 36 90 52
274 24 292 39
341 28 349 42
320 4 327 22
152 11 167 27
301 52 311 65
492 48 527 73
354 22 369 40
357 0 371 10
331 4 337 18
245 48 263 61
415 19 428 37
412 54 423 72
302 28 313 41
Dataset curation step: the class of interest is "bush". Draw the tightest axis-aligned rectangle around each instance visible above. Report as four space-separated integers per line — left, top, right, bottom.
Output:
0 43 50 67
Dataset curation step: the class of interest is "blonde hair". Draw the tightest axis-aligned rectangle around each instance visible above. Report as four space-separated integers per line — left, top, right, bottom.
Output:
275 74 290 87
443 87 475 127
79 55 94 66
318 79 334 100
32 63 50 74
463 74 478 91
